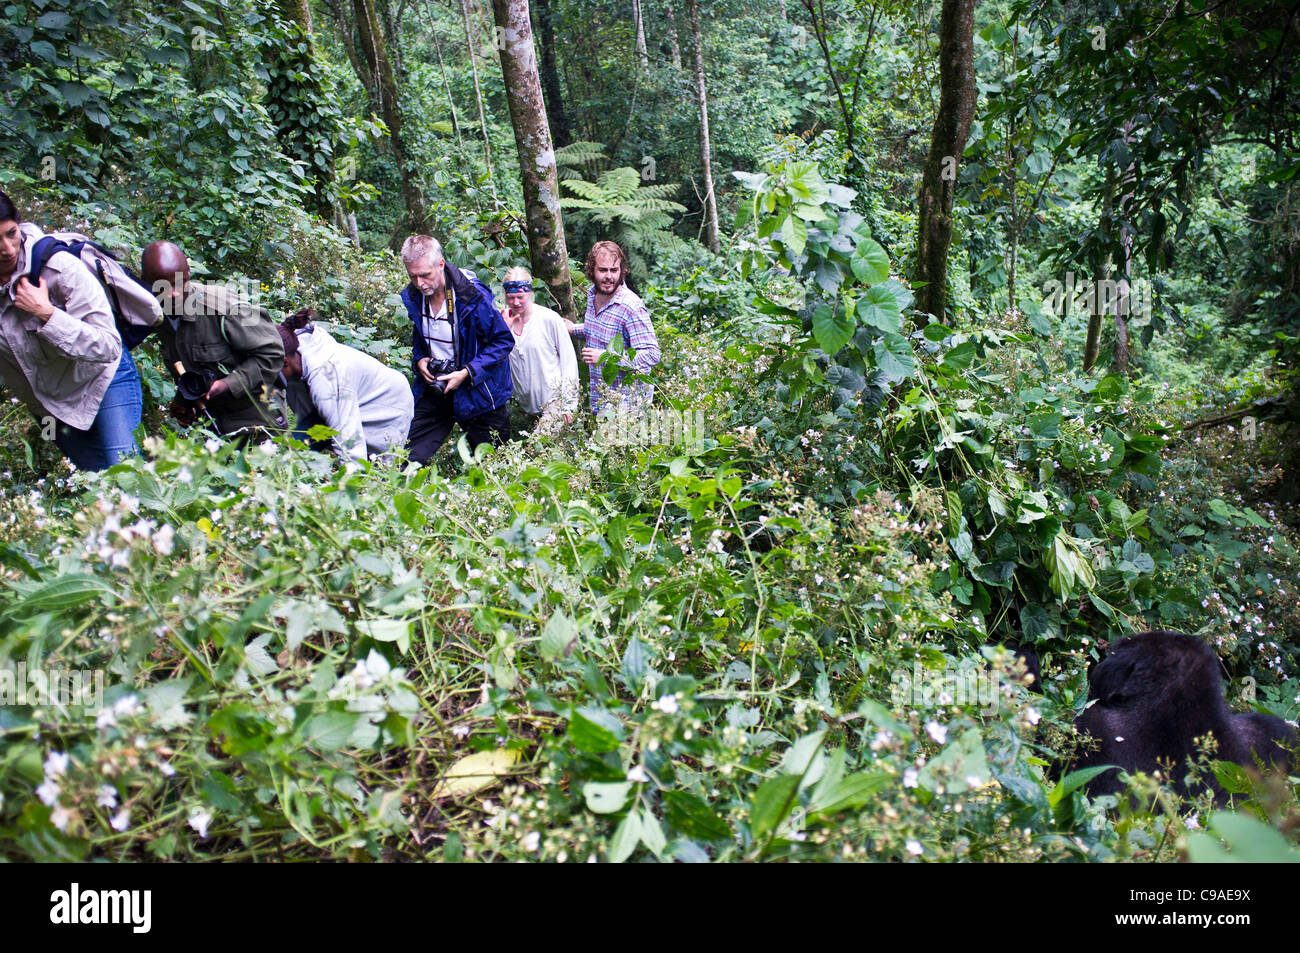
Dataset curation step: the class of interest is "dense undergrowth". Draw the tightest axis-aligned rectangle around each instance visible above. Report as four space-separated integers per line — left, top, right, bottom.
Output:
2 162 1299 863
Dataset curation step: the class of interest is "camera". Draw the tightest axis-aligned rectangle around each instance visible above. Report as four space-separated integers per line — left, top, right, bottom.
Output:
176 367 218 403
427 358 457 394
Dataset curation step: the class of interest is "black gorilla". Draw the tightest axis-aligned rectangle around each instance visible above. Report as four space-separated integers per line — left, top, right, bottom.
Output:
1068 631 1296 799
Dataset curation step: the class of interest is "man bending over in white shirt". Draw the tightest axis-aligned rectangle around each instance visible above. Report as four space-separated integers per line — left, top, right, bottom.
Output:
278 309 414 461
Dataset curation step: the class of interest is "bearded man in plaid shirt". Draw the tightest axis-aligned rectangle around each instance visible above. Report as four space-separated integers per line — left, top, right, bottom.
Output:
574 241 660 413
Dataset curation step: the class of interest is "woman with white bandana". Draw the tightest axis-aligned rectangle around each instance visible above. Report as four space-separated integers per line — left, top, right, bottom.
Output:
500 266 579 437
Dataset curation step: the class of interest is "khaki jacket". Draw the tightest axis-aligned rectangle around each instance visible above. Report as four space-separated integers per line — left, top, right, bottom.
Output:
158 281 285 435
0 223 123 430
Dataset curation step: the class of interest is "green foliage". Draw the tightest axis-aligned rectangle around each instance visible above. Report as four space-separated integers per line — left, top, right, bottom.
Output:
561 165 687 281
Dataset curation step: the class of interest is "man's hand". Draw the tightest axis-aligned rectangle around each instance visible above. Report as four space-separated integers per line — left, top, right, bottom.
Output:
580 346 605 366
169 396 200 427
205 378 230 401
439 368 471 393
416 357 437 384
13 276 54 322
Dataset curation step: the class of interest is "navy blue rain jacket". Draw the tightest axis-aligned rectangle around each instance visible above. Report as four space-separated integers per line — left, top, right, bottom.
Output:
401 261 514 421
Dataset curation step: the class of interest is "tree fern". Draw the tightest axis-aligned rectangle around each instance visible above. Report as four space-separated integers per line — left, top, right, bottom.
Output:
560 167 687 282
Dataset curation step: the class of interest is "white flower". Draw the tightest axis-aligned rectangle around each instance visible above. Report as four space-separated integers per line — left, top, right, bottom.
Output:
152 524 175 556
902 767 919 789
158 761 176 778
1025 706 1041 726
96 708 117 731
189 808 212 839
966 775 983 790
111 807 131 831
905 839 923 856
521 831 540 852
177 466 193 484
652 694 679 715
626 764 649 783
925 721 948 744
36 779 61 806
44 751 69 778
97 785 118 809
452 724 471 740
1185 813 1200 830
50 804 71 832
204 437 222 454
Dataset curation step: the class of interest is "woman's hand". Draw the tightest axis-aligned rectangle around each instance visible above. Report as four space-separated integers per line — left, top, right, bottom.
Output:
13 276 54 322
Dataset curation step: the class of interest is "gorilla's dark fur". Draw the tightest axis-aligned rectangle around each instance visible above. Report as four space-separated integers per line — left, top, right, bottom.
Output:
1069 631 1296 799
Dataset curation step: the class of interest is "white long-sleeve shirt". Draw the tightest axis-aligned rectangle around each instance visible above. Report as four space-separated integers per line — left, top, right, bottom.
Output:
507 304 580 416
296 325 414 460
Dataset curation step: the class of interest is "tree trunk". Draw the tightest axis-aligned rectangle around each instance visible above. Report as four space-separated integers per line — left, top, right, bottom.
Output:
665 4 682 69
462 0 499 201
686 0 720 254
912 0 976 325
533 0 570 146
326 0 374 97
1083 170 1113 373
492 0 575 320
633 0 650 71
354 0 427 233
425 1 464 149
1114 121 1136 375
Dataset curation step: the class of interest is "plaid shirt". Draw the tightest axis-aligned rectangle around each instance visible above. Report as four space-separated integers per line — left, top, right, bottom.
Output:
583 283 659 412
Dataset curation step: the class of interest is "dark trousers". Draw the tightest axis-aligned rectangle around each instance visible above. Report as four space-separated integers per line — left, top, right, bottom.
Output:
407 387 510 464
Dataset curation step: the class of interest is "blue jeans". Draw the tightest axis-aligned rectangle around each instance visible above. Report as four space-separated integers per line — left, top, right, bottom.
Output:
54 349 143 471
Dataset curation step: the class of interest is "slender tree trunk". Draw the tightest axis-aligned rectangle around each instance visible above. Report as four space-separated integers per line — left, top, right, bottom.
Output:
1114 121 1136 375
665 4 682 68
425 0 464 148
492 0 575 320
533 0 571 146
378 0 402 79
354 0 427 232
633 0 650 71
804 0 860 181
1083 173 1112 372
462 0 499 200
686 0 720 254
325 0 374 96
912 0 976 325
1005 114 1018 317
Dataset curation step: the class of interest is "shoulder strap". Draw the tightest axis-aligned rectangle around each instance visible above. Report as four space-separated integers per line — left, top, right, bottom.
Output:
27 236 74 283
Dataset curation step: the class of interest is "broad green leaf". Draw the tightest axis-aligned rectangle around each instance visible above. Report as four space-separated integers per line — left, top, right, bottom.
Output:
851 239 890 284
608 809 643 863
1188 812 1300 863
583 781 632 814
749 774 800 841
540 610 578 662
856 284 902 333
812 304 854 355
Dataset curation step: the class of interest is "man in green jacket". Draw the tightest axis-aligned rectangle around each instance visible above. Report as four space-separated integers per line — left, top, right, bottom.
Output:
142 241 284 438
